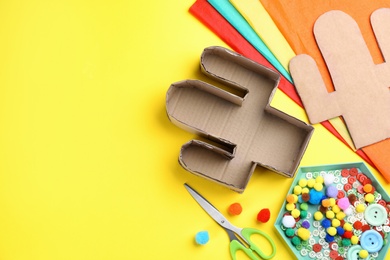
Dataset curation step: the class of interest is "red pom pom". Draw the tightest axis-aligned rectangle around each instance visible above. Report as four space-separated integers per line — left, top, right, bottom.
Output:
257 208 271 223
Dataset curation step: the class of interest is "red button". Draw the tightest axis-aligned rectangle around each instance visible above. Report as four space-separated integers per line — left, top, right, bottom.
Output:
363 178 372 185
357 173 367 183
348 177 356 184
349 168 358 176
341 169 349 177
337 190 345 198
330 250 339 259
344 183 352 192
336 256 344 260
313 243 322 253
378 200 387 207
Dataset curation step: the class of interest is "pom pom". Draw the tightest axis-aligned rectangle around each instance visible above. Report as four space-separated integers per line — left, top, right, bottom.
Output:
293 185 302 195
307 179 316 188
344 207 353 216
298 178 307 187
321 219 331 229
353 221 362 230
343 223 353 231
341 238 351 247
323 173 335 186
325 234 335 242
337 197 350 210
363 184 372 193
365 193 375 203
282 215 296 228
343 231 353 239
314 211 323 221
286 194 297 203
316 176 324 184
351 235 359 245
300 210 308 219
308 189 323 205
301 220 310 229
300 203 308 211
228 203 242 216
322 199 331 208
332 219 340 227
195 231 209 245
326 210 335 219
356 203 366 213
291 209 300 219
359 249 369 259
285 228 295 238
291 236 301 246
326 185 338 198
301 193 310 202
332 205 341 214
336 226 345 236
327 227 337 236
286 203 295 211
297 227 311 241
314 182 323 191
257 208 271 223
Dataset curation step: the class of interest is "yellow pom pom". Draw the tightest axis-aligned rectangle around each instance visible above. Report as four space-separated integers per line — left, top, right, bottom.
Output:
314 182 323 191
351 235 359 245
336 212 346 220
301 187 309 194
294 185 302 195
298 178 307 187
307 179 316 188
332 205 341 213
359 250 369 259
365 193 375 203
343 223 353 231
326 211 335 219
356 204 366 213
332 219 340 227
291 209 300 218
327 227 337 236
286 203 295 211
329 198 336 207
316 176 324 184
297 227 311 241
314 211 323 221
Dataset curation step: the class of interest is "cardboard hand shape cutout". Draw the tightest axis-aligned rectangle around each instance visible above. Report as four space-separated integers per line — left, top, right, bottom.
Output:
290 9 390 149
166 46 313 192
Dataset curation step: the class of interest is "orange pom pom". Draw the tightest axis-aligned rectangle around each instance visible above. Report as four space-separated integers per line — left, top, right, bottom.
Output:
228 203 242 215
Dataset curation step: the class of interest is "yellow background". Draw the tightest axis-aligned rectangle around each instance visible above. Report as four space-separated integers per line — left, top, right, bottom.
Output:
0 1 389 259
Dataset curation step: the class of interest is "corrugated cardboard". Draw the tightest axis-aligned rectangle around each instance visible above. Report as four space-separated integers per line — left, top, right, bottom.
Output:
166 46 314 192
290 9 390 149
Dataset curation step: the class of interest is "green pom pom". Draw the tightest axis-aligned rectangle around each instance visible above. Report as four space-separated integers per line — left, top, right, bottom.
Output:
291 236 301 246
300 210 308 219
341 238 351 247
285 228 295 237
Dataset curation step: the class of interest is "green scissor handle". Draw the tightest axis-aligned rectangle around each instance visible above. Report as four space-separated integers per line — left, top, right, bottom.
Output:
229 228 276 260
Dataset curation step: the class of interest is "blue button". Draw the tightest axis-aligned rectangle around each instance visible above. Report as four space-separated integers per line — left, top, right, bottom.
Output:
347 245 369 260
364 204 387 226
360 230 383 253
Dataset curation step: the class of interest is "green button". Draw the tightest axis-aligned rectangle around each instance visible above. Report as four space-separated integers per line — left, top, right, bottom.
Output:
364 204 387 226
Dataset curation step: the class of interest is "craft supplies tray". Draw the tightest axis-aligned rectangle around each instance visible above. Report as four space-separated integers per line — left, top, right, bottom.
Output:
274 162 390 260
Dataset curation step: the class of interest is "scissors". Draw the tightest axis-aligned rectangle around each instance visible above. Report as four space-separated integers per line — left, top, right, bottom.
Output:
184 183 276 260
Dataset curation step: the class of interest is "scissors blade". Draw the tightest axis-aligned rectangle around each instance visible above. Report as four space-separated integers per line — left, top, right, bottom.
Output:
184 183 239 232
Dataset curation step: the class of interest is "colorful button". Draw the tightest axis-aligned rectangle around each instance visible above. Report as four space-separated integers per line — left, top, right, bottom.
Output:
360 230 384 253
347 245 369 260
349 167 358 176
364 204 387 226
